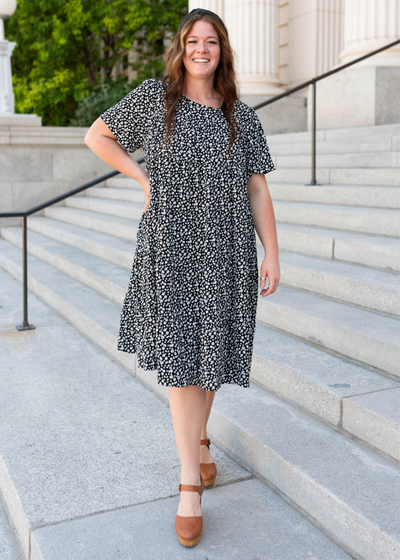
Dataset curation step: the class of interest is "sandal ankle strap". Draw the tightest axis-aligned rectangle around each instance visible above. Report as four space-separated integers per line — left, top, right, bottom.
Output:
200 438 211 448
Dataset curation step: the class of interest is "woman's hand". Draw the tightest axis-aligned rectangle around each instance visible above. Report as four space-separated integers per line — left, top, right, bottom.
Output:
143 190 150 213
137 168 150 213
259 255 280 297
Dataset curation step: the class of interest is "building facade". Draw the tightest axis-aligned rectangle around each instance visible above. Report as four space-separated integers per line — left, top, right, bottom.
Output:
189 0 400 132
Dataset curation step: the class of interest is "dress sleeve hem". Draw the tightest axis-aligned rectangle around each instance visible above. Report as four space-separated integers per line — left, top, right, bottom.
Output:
246 162 276 180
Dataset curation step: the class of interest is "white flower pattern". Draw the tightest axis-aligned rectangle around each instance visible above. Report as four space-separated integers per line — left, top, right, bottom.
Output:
100 78 276 391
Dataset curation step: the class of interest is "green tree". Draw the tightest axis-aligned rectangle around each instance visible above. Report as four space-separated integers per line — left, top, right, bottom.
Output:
5 0 187 126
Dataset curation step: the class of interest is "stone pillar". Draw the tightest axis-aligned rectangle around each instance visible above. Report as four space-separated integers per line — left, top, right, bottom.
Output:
338 0 400 67
225 0 281 95
189 0 282 96
0 26 16 114
189 0 225 18
289 0 345 86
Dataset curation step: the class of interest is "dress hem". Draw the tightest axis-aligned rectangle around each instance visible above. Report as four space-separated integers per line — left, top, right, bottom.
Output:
117 346 251 391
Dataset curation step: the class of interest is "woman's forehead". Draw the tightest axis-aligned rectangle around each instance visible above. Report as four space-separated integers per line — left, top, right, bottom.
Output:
187 20 218 36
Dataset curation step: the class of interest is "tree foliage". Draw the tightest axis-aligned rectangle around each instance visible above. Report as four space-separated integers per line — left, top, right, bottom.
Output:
5 0 187 126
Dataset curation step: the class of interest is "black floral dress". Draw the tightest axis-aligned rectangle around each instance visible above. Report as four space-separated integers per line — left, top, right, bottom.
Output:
100 78 276 391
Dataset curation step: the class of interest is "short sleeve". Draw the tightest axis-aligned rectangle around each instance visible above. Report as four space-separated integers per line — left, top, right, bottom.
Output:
244 107 276 180
100 78 159 153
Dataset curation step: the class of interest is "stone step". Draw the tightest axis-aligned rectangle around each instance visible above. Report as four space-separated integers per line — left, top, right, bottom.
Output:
272 222 400 272
270 136 393 155
7 219 399 315
87 186 145 204
1 232 399 463
341 386 400 465
64 195 144 221
43 206 400 272
0 267 356 560
208 382 400 560
267 122 400 145
265 167 400 186
257 286 400 379
275 248 399 315
323 123 400 141
1 226 130 305
274 200 400 236
28 216 139 268
93 183 400 209
44 206 139 242
268 183 400 209
64 196 400 236
274 151 399 169
105 176 141 189
0 251 398 560
0 494 23 560
251 323 400 462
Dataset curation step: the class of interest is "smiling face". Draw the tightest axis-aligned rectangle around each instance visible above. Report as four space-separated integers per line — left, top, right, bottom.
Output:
182 19 221 79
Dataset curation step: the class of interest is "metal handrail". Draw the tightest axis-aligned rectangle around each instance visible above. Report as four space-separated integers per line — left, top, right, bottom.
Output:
0 167 130 331
0 39 399 330
251 38 400 186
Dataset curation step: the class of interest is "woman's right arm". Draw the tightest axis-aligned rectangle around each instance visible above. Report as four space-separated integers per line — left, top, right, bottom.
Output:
84 117 150 200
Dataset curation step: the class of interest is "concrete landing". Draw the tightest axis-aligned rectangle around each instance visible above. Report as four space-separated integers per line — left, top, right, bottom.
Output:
31 479 352 560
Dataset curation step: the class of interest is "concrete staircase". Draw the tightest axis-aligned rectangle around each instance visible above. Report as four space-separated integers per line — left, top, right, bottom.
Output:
0 122 399 559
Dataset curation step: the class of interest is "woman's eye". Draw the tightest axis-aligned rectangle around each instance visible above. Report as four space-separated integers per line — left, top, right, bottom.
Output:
188 41 217 44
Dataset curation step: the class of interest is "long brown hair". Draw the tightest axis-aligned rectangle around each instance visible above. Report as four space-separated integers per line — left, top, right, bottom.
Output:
161 11 241 156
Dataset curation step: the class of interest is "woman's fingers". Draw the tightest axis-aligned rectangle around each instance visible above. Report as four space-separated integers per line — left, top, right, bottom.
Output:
260 274 279 297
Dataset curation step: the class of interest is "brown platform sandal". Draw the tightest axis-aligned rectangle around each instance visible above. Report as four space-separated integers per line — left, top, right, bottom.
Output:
200 438 217 487
175 473 205 547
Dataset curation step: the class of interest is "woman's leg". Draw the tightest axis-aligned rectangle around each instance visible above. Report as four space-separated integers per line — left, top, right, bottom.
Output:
200 390 216 464
168 385 207 516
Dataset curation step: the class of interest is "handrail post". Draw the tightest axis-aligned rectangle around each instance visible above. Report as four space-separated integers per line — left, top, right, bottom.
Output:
306 79 319 186
16 215 35 331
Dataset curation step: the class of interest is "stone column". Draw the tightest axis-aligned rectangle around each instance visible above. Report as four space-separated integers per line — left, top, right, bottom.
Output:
225 0 281 95
338 0 400 67
189 0 225 18
0 18 16 114
289 0 345 85
189 0 282 96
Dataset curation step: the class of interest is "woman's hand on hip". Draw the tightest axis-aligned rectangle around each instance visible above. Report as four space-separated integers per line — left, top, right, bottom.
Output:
137 168 150 212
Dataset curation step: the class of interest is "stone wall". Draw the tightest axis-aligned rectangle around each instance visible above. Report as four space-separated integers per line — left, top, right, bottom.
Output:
0 117 134 227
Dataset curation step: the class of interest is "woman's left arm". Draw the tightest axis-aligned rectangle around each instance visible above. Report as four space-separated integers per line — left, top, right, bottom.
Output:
247 173 280 297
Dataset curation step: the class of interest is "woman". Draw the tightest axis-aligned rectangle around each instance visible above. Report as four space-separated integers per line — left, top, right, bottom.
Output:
85 8 280 548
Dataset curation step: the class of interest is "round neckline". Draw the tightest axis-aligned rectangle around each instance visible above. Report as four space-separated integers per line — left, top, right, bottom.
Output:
180 93 224 111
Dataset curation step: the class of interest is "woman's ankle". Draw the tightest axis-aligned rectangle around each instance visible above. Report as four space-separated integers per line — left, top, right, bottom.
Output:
180 477 201 485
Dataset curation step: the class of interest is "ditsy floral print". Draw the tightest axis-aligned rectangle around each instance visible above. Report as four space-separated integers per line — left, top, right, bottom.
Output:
100 78 276 391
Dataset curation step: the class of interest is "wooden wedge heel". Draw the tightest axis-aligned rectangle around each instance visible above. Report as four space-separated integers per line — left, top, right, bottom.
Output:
175 473 205 547
200 438 217 487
